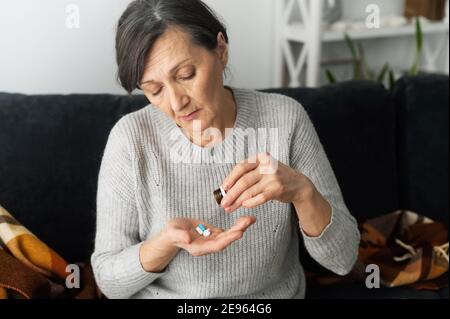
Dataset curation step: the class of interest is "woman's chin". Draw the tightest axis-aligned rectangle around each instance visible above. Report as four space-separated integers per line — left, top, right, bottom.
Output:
185 117 210 132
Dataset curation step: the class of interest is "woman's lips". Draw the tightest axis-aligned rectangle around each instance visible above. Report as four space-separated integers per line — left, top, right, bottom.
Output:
180 109 200 121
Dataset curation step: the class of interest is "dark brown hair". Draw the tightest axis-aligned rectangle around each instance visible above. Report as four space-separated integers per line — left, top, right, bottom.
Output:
116 0 229 94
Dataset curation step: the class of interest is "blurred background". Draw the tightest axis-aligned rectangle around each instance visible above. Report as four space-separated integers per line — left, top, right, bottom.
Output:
0 0 448 94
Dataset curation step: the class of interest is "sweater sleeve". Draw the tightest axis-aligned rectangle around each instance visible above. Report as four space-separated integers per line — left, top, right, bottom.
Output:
91 119 166 299
287 98 360 276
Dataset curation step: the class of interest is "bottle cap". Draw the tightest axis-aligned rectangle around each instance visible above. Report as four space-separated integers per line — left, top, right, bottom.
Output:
213 186 227 205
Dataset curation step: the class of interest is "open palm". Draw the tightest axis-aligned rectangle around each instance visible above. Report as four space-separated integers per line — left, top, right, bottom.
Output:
166 216 256 256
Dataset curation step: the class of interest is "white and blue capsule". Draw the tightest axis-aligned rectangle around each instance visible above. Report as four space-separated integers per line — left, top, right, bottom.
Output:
195 223 211 237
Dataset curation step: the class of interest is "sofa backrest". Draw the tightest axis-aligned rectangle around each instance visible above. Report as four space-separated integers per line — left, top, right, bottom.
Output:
393 75 449 225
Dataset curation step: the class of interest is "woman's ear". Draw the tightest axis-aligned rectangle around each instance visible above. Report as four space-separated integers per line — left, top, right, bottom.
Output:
216 32 228 69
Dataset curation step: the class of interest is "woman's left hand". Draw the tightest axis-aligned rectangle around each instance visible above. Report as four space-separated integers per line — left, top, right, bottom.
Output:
220 153 316 213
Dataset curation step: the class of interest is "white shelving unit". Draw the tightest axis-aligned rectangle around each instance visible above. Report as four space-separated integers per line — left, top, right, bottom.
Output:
274 0 450 88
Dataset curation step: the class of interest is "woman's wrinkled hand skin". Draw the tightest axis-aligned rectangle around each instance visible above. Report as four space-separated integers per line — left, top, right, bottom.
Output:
163 216 256 256
220 152 315 213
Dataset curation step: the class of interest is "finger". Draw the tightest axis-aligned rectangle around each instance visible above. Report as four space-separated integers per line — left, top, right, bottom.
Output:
222 157 259 192
242 192 272 209
214 230 244 248
222 169 261 209
228 216 257 232
225 182 265 213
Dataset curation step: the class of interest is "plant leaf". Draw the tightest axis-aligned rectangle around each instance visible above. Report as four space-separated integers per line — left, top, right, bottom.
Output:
377 63 390 84
344 33 362 79
358 43 374 80
410 17 424 75
389 70 396 90
415 17 423 52
344 33 359 60
325 69 337 83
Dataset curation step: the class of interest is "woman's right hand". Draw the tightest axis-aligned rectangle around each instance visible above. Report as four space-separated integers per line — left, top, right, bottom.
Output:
139 216 256 272
163 216 256 257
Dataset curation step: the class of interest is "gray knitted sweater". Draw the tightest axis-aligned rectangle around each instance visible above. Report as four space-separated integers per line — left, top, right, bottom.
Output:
91 87 360 299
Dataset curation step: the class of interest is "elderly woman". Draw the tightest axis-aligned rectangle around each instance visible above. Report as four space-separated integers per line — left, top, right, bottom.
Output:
91 0 360 299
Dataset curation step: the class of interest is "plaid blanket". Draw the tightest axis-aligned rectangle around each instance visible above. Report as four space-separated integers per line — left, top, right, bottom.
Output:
0 205 102 299
307 210 449 290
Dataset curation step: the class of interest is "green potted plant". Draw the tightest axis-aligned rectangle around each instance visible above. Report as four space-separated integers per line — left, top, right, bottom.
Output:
326 17 424 90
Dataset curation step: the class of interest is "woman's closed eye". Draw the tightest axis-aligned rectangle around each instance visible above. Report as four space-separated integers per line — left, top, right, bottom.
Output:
147 69 196 96
178 71 196 81
151 87 163 96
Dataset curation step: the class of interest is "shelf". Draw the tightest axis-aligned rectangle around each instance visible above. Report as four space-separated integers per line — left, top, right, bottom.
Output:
276 0 449 87
284 21 449 43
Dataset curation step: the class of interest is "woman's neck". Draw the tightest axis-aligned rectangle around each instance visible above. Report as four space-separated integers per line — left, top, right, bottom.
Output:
217 86 237 136
187 86 237 148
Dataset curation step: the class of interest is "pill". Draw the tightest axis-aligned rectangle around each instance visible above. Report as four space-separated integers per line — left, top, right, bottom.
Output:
198 224 207 232
203 229 211 237
195 226 204 235
196 224 211 237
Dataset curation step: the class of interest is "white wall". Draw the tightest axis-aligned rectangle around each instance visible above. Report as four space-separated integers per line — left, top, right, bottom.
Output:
206 0 276 90
0 0 276 95
0 0 131 94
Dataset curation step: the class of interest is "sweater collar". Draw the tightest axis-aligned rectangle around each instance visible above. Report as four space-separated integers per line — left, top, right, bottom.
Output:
149 86 256 165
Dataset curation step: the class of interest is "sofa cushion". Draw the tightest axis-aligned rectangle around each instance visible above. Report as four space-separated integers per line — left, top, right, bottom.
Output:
393 75 449 225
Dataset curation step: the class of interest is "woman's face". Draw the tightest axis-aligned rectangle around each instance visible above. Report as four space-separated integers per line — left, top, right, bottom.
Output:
139 26 229 133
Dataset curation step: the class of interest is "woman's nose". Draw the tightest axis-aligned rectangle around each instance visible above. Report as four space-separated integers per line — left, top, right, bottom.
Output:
168 86 189 112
